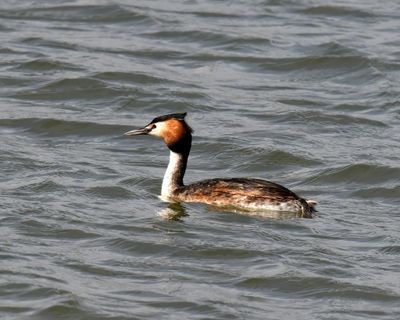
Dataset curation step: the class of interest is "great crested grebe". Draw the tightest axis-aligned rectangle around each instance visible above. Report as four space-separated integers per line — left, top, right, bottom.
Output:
124 113 316 218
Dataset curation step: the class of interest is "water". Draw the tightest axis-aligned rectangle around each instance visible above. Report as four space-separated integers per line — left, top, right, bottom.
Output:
1 1 400 319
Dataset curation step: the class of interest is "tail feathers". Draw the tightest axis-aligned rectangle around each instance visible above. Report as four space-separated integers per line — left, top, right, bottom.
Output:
301 199 317 218
306 199 318 208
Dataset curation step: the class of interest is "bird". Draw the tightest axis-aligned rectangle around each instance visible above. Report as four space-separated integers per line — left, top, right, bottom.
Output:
124 112 316 218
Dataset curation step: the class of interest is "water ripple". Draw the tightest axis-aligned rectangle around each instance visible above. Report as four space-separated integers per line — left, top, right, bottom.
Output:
300 5 376 18
308 164 400 184
0 4 154 24
0 117 128 137
1 0 400 319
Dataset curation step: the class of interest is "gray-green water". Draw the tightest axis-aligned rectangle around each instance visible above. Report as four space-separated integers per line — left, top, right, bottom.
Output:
1 1 400 319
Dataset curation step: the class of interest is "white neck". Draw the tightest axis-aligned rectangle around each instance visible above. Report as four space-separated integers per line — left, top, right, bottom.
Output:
161 151 187 198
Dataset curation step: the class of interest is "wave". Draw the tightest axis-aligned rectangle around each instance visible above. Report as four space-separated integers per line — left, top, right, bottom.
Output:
0 4 154 24
11 77 131 101
14 59 82 72
236 275 398 300
0 117 129 137
352 186 400 199
300 5 376 18
85 186 132 199
306 164 400 185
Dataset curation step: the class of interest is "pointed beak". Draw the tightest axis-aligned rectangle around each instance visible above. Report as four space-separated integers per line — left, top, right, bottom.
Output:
124 127 151 136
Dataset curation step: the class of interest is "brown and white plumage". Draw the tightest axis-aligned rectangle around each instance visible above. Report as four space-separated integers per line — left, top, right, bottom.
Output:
124 113 316 218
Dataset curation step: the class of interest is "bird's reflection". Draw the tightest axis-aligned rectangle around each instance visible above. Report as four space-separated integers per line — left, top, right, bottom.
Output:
158 202 189 221
157 201 307 221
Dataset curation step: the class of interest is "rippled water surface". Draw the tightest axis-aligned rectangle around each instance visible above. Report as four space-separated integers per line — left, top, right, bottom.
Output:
1 1 400 319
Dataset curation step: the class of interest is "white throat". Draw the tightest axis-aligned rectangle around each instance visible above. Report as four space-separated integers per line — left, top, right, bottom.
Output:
161 151 186 198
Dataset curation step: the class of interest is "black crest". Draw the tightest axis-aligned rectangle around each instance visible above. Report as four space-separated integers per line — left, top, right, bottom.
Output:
149 112 187 124
149 112 193 134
